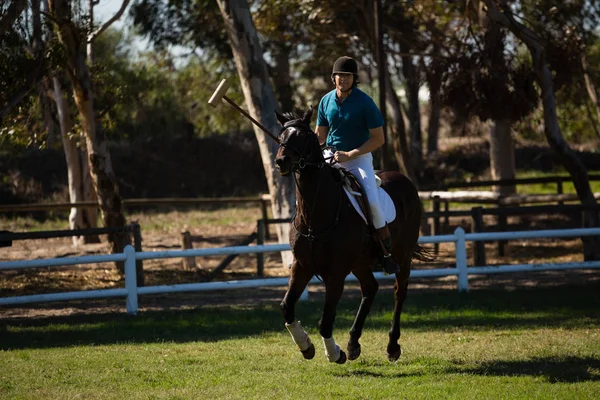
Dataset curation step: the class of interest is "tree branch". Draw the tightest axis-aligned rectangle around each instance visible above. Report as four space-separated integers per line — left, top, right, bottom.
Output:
0 0 28 34
88 0 130 43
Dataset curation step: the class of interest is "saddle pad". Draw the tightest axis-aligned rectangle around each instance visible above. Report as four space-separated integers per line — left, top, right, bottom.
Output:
343 185 396 225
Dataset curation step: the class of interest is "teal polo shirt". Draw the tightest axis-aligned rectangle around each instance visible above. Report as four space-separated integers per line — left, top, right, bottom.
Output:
316 88 384 152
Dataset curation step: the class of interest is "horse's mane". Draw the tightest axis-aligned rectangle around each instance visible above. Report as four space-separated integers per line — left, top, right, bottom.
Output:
281 111 302 121
281 111 312 130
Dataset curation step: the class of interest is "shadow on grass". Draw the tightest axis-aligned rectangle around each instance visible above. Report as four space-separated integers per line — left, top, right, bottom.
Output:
1 282 599 350
460 356 600 383
333 356 600 383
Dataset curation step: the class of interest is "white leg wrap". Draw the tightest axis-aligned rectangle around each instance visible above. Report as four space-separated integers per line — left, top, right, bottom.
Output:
285 321 311 351
322 336 341 363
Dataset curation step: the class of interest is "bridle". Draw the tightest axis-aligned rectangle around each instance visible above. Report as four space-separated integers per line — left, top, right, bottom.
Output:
278 120 325 172
278 121 342 244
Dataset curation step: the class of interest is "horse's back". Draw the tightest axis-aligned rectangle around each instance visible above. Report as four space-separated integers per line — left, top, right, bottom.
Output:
376 171 420 207
376 170 422 234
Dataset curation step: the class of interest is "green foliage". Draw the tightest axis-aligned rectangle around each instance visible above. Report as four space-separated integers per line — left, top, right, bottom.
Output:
175 58 249 137
90 28 248 140
0 96 46 151
130 0 231 56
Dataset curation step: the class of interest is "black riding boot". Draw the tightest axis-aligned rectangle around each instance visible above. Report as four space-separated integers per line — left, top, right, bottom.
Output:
376 225 400 275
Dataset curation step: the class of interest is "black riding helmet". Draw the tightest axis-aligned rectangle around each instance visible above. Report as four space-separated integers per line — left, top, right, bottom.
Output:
331 56 359 87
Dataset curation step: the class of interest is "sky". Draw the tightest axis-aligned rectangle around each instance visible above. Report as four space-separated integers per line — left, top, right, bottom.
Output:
94 0 131 27
94 0 153 55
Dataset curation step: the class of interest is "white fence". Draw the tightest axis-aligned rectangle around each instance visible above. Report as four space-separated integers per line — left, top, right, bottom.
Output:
2 227 600 315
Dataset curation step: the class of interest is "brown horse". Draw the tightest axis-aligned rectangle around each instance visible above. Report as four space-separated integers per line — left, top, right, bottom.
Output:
275 107 430 363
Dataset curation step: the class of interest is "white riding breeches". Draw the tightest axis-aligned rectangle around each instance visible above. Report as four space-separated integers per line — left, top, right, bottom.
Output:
324 150 386 229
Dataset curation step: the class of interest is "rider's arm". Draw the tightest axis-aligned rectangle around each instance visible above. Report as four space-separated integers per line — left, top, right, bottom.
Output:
342 126 384 160
315 125 329 145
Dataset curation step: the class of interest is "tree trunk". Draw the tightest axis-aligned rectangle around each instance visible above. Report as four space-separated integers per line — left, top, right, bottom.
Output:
49 0 130 268
426 60 441 158
489 119 516 195
400 49 423 178
271 40 294 113
217 0 295 267
483 0 600 260
582 53 600 127
53 76 100 245
385 68 416 183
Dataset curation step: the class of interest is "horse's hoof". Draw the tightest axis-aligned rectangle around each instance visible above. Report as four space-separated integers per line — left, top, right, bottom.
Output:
336 350 347 364
347 343 361 361
387 346 402 362
301 343 315 360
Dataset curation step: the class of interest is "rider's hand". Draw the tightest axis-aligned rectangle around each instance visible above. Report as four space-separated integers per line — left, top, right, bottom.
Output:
334 150 357 162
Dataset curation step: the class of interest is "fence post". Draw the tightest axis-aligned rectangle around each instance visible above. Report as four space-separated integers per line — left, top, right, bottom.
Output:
443 200 450 230
256 219 265 277
557 178 564 206
497 203 507 257
260 195 271 240
131 222 145 286
124 245 138 315
432 195 440 253
471 207 486 266
455 227 469 292
180 230 197 270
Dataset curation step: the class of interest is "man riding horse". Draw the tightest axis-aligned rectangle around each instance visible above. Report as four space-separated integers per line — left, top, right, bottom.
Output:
315 56 399 275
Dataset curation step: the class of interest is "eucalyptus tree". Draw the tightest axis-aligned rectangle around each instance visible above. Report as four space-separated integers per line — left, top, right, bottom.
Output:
130 0 299 266
516 0 600 140
480 0 600 259
214 0 299 267
49 0 131 263
437 1 538 195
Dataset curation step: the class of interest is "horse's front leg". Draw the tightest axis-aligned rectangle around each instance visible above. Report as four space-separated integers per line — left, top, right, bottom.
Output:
387 276 409 362
281 260 315 360
346 268 379 361
318 273 347 364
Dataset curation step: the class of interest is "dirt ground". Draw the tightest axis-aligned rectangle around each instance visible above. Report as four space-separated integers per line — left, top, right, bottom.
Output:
1 209 600 321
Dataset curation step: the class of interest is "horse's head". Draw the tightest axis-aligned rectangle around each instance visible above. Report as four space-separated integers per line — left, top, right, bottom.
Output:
274 107 323 176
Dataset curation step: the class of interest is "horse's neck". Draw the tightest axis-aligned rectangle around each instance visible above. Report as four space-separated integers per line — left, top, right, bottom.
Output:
295 166 340 227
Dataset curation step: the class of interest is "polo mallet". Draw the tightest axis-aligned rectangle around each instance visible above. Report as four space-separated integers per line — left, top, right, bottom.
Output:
208 79 280 144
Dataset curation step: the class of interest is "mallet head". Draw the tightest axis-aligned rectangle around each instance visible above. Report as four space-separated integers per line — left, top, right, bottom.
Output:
208 79 230 107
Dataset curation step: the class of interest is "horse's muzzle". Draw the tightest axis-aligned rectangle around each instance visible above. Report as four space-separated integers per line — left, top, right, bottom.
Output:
275 156 290 175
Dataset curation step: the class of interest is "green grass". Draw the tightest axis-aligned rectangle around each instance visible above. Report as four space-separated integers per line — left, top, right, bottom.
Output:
1 283 599 399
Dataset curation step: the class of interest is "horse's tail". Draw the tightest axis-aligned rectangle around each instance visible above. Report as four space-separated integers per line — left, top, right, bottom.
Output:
412 244 436 262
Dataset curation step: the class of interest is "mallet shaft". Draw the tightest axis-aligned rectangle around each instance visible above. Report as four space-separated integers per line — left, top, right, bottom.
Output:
222 96 280 144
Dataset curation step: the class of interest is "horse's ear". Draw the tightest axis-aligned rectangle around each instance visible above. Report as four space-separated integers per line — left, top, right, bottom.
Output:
275 111 287 126
302 106 313 125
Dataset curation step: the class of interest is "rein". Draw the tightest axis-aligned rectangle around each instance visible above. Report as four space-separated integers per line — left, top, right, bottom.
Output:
292 166 343 242
282 122 343 242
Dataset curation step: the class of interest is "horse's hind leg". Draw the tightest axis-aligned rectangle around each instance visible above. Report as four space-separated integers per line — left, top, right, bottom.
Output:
346 267 379 361
387 271 409 362
281 261 315 360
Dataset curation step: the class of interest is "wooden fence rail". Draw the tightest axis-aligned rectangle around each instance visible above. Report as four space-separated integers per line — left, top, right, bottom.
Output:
423 174 600 191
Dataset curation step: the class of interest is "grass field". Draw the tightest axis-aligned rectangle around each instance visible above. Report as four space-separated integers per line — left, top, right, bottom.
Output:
1 282 599 399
